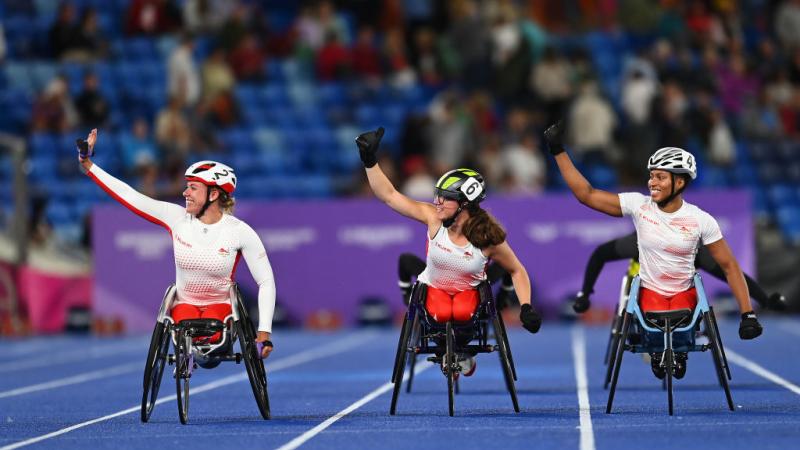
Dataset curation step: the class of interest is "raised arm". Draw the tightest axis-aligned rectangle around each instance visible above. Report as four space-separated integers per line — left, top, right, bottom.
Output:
357 127 437 226
544 122 622 217
78 129 183 230
484 241 541 333
239 223 277 358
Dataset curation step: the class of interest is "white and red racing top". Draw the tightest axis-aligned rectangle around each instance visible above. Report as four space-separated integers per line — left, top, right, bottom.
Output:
619 192 723 296
87 164 277 332
417 226 489 295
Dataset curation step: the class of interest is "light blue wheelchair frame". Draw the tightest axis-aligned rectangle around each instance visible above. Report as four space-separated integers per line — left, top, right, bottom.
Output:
605 273 734 415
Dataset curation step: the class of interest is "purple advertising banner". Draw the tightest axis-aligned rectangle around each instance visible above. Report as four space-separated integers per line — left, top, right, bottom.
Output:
93 190 753 332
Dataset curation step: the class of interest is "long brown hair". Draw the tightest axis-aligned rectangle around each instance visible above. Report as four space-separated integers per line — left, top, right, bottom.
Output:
462 204 506 249
214 187 236 214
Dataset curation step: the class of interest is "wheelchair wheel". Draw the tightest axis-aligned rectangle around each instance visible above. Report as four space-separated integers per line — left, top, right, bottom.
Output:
390 314 413 415
235 299 271 420
141 321 171 423
708 307 732 381
606 312 632 414
405 315 420 393
603 313 623 389
445 321 456 417
494 312 517 381
494 315 520 413
175 331 191 425
704 311 734 411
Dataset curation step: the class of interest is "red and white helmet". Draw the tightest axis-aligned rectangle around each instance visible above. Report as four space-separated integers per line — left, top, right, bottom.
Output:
184 160 237 194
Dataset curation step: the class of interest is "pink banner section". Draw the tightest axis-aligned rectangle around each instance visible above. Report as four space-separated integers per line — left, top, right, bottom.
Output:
16 266 92 333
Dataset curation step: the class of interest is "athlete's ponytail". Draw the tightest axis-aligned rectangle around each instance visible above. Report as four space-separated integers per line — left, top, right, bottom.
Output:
463 205 506 249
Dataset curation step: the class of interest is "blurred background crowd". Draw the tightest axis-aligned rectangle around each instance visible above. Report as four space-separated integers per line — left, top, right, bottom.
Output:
1 0 799 332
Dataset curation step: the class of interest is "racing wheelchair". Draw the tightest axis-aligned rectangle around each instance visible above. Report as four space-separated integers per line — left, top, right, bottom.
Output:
140 284 270 424
390 282 519 416
605 273 733 415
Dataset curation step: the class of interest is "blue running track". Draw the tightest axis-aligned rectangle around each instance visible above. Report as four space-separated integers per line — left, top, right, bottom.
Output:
2 318 800 450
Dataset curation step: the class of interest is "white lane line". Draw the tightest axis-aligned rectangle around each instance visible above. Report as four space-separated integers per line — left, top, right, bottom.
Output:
571 326 595 450
0 363 141 399
274 361 433 450
0 340 146 373
0 332 372 450
726 349 800 396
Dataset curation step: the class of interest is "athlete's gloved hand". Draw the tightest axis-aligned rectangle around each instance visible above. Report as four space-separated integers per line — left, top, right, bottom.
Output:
355 127 384 168
738 311 763 340
572 291 590 314
76 128 97 161
519 303 542 334
543 120 565 155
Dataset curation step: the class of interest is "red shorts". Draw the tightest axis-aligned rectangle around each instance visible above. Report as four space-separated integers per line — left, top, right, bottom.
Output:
639 287 697 313
171 303 232 342
425 287 479 323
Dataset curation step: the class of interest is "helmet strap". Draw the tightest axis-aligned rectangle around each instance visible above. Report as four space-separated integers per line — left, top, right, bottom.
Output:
195 186 215 219
656 173 686 209
442 202 468 228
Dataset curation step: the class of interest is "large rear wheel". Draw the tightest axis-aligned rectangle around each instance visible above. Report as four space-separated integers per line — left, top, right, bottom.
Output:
236 298 271 420
141 321 170 423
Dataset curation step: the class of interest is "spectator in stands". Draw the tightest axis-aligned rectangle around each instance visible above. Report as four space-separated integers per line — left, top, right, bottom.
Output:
0 22 6 62
155 96 192 172
428 91 472 173
775 0 800 51
530 46 573 126
316 31 351 81
49 2 77 59
229 33 266 82
410 27 444 87
217 2 249 51
126 0 182 35
183 0 231 34
75 72 110 128
202 47 236 103
120 117 159 176
63 8 107 62
716 52 759 124
350 25 382 82
167 33 201 107
500 132 546 194
490 5 531 104
568 79 617 166
383 28 417 89
741 90 783 139
31 75 78 133
400 155 436 200
707 108 736 167
444 0 490 90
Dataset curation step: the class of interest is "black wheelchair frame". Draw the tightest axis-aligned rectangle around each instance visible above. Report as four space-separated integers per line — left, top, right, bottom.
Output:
390 282 519 416
140 284 270 424
605 274 734 416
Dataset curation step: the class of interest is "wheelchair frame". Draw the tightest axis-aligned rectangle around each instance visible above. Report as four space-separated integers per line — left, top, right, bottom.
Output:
390 282 519 417
140 284 270 424
605 274 734 415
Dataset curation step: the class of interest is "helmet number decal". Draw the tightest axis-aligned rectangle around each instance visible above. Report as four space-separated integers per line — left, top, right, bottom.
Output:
460 177 482 201
212 169 230 180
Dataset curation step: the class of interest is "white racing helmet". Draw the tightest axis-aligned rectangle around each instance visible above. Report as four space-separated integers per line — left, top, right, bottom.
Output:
185 160 237 194
647 147 697 180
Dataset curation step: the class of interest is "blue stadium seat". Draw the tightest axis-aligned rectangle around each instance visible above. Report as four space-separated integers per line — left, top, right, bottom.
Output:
767 184 797 208
30 133 59 155
776 206 800 244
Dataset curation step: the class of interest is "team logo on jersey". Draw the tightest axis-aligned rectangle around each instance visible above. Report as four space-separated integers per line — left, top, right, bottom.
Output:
463 251 473 260
218 247 230 256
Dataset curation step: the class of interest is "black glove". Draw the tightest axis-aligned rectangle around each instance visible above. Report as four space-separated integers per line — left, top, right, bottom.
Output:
76 138 94 160
738 311 763 340
767 292 786 311
572 291 590 314
519 303 542 334
355 127 384 168
543 121 565 155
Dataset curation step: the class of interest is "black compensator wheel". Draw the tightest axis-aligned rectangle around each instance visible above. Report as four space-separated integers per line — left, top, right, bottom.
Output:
236 298 271 420
141 321 171 423
606 311 632 414
405 315 420 393
175 331 191 425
